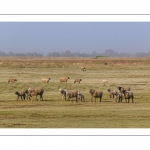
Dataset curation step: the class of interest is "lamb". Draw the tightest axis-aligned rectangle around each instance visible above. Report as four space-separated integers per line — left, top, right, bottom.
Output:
107 89 117 98
41 78 51 83
60 77 70 83
74 79 82 84
25 89 35 100
114 92 123 103
59 88 67 100
15 90 26 100
8 78 17 83
77 91 85 102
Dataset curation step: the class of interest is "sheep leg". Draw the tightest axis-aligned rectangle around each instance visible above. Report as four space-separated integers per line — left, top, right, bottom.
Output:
91 96 93 102
61 94 63 100
39 95 43 101
115 98 118 103
99 97 101 102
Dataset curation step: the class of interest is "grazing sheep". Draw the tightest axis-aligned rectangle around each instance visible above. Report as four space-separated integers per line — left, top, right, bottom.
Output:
124 91 134 103
60 77 70 83
8 78 17 83
89 89 103 102
41 78 51 83
59 88 67 100
102 80 108 85
107 89 117 98
77 91 85 102
15 90 26 100
74 79 82 84
66 90 79 102
81 67 86 71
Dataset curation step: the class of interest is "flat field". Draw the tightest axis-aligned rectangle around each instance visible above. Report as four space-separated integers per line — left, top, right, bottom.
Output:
0 57 150 128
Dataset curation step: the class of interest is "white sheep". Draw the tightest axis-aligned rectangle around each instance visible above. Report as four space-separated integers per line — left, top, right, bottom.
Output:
102 79 108 85
60 77 70 83
41 78 51 83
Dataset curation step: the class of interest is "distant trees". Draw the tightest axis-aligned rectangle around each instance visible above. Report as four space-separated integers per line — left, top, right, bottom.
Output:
0 50 150 57
0 51 44 57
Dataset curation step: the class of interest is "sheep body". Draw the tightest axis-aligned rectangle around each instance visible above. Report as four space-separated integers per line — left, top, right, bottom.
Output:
102 79 108 85
60 77 70 83
15 90 26 100
107 89 117 98
89 89 103 102
41 78 51 83
8 78 17 83
27 87 44 101
118 86 131 92
124 91 134 103
74 79 82 84
66 90 78 102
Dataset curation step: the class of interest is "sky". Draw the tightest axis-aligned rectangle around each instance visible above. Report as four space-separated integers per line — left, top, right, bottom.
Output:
0 22 150 55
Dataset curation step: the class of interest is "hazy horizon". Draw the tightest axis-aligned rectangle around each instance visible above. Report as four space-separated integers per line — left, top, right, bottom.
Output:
0 22 150 55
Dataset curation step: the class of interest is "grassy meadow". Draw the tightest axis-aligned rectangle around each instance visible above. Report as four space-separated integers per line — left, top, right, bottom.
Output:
0 57 150 128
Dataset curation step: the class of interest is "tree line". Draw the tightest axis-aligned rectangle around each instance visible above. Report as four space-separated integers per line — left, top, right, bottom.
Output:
0 50 150 57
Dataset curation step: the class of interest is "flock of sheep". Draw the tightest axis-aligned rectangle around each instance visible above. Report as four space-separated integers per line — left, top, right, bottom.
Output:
9 66 134 103
59 85 134 103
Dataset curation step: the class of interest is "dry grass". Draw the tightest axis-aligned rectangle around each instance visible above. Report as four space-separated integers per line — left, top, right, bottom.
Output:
0 57 150 128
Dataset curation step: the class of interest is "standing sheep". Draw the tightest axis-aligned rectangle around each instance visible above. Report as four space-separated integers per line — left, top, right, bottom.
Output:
124 91 134 103
27 87 44 101
8 78 17 83
74 79 82 84
66 90 79 102
41 78 51 83
33 87 44 101
60 77 70 83
89 89 103 102
102 80 108 85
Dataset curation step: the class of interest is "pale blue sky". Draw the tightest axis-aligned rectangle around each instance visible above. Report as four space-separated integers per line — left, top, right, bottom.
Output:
0 22 150 54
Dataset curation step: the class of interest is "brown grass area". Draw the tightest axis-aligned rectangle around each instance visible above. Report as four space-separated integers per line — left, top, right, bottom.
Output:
0 57 150 128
